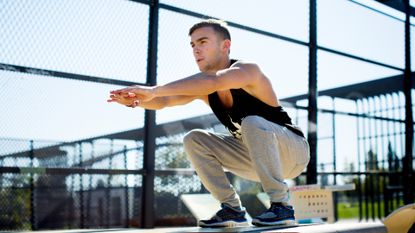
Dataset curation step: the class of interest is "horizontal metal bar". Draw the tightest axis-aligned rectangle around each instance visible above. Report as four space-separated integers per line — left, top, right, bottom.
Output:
2 166 411 177
317 171 412 176
160 3 402 71
318 46 404 72
158 3 309 47
0 166 144 175
0 166 196 176
358 132 405 140
128 0 151 5
0 63 143 87
348 0 414 25
1 4 402 84
286 103 407 123
155 168 196 176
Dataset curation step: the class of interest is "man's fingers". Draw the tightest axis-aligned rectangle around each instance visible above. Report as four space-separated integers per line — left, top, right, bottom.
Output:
117 93 136 100
110 90 121 94
110 88 130 94
109 94 120 100
107 93 124 103
126 100 139 108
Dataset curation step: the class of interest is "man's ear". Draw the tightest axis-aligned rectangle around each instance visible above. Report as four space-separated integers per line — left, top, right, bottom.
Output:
222 39 231 52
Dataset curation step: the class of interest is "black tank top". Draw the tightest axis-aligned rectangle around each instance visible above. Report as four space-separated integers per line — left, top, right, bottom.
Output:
207 60 304 138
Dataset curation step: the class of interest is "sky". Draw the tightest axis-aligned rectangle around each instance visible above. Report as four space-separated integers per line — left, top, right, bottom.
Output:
0 0 413 172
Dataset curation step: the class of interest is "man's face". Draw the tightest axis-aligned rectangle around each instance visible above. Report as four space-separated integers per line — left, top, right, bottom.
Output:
190 26 224 72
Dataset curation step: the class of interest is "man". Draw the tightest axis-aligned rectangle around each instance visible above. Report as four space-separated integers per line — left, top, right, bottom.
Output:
108 19 310 228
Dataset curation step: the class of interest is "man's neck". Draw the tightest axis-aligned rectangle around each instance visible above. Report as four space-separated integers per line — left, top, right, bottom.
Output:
209 58 231 73
200 56 231 74
221 57 232 69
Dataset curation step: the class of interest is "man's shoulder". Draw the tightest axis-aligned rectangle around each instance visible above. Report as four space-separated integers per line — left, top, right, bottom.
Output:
231 59 254 65
231 60 262 75
231 59 260 69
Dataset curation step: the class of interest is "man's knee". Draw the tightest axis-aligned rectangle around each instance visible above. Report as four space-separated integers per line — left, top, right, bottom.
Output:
183 129 211 162
183 129 208 147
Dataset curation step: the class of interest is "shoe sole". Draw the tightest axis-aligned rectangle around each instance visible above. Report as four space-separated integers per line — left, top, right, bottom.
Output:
251 219 296 226
199 220 250 228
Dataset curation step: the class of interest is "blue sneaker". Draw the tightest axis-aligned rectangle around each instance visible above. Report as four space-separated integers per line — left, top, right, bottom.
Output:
252 203 296 226
199 203 249 228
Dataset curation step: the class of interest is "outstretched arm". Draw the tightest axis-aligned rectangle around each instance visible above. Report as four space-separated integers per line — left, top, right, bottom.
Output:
107 93 205 110
109 62 262 103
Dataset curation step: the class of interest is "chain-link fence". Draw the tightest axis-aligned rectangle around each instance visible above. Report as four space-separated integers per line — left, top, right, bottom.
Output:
1 0 414 231
1 0 148 230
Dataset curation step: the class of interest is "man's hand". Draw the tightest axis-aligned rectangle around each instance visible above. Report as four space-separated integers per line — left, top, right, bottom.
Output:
110 85 156 102
107 92 140 108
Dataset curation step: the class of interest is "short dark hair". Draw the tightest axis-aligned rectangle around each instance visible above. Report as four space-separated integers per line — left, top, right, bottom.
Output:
188 18 231 41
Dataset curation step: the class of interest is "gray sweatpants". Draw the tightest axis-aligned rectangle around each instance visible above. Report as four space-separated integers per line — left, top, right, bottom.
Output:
183 115 310 207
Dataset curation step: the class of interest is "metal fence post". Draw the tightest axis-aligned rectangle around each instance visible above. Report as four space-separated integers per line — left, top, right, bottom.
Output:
141 0 159 228
307 0 318 185
403 0 414 205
